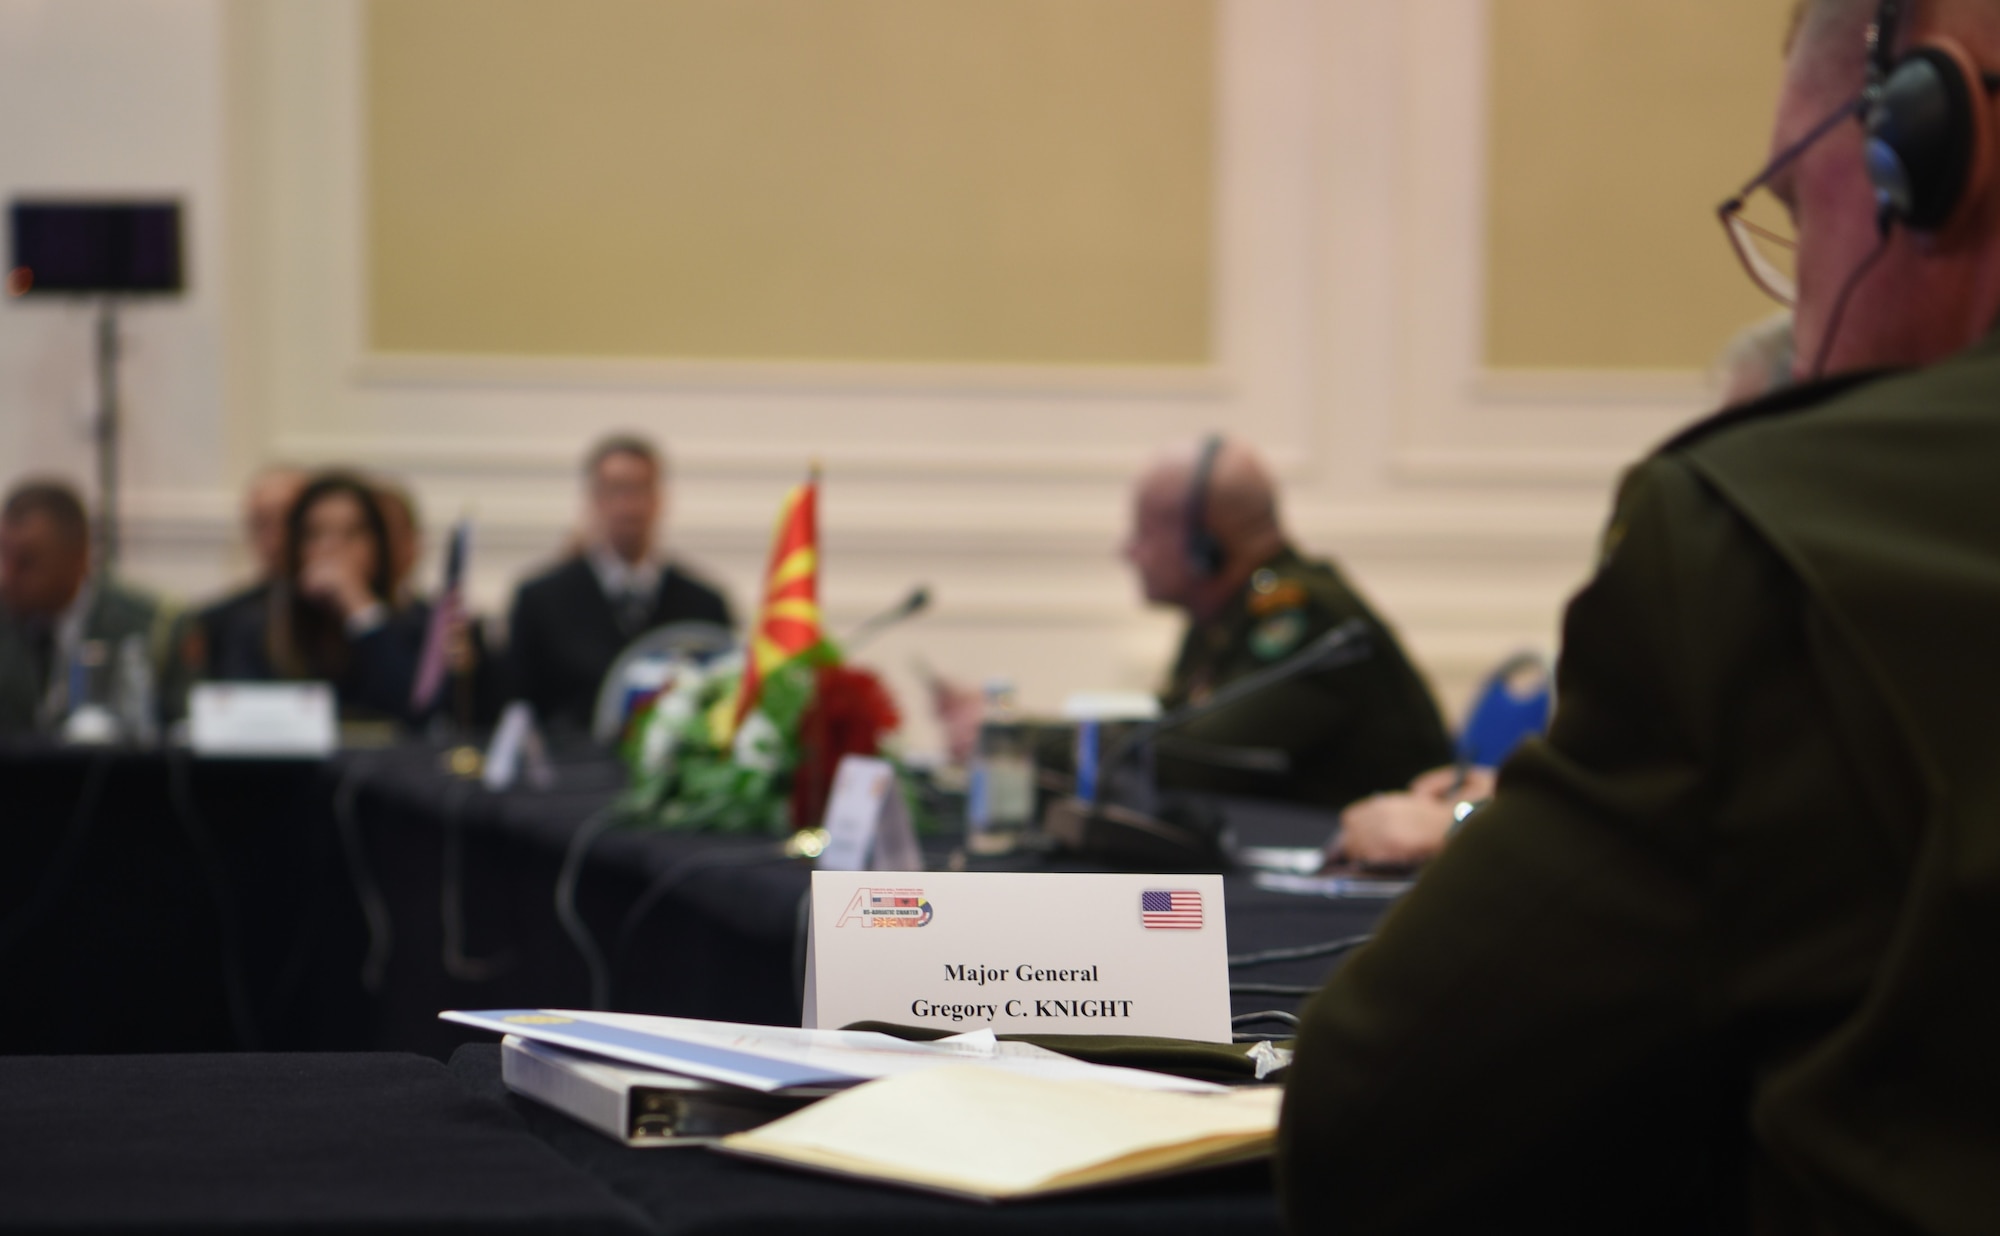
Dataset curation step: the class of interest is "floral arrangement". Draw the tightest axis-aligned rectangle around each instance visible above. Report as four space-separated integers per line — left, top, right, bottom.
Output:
615 467 915 834
617 648 906 834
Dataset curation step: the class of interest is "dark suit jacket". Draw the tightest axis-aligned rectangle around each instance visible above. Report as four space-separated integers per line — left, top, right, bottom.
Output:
202 589 434 727
1280 344 2000 1231
0 579 165 736
506 555 733 734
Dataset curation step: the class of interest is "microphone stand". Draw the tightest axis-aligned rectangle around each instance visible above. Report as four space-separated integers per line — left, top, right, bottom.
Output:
842 586 931 655
94 300 122 574
1093 617 1373 805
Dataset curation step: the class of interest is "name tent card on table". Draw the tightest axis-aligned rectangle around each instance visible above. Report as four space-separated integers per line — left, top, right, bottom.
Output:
803 871 1230 1042
483 701 554 791
188 682 336 758
815 755 921 872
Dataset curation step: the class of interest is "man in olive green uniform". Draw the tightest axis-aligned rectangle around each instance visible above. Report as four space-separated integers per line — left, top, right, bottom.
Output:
0 480 171 736
1127 437 1451 809
1281 2 2000 1230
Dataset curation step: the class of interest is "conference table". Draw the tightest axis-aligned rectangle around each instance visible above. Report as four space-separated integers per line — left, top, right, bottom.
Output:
0 738 1397 1233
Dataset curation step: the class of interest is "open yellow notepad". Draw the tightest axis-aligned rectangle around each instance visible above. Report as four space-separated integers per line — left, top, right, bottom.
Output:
717 1064 1282 1202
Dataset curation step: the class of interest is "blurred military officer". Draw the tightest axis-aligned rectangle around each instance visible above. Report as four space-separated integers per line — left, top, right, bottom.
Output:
1121 435 1451 808
1281 1 2000 1229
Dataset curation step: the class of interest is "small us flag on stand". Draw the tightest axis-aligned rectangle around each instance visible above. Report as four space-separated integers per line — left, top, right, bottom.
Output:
1140 889 1203 930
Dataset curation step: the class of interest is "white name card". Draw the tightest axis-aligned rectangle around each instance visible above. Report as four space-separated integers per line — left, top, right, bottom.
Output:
803 871 1230 1042
483 701 555 792
816 756 921 872
188 682 337 758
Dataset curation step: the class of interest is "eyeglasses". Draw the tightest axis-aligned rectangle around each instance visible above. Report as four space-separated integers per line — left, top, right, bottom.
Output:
1717 94 1866 307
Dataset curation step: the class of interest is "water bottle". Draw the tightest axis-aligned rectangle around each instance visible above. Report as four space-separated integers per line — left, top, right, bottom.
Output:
967 679 1034 846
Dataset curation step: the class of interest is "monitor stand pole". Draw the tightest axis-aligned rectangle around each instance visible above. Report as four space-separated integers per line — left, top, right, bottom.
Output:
93 299 120 574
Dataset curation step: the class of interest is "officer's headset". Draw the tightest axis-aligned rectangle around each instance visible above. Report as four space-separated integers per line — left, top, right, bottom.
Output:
1184 434 1225 579
1860 0 2000 234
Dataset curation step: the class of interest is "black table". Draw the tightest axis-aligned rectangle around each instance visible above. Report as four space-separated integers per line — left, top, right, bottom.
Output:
0 1051 651 1235
0 1044 1290 1236
1 741 1389 1059
448 1042 1286 1236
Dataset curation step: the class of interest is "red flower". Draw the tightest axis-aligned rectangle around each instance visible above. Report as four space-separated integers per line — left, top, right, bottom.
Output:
791 665 902 830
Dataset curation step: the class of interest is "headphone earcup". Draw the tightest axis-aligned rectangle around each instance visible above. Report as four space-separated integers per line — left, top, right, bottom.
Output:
1185 435 1225 579
1866 43 1989 231
1189 532 1223 578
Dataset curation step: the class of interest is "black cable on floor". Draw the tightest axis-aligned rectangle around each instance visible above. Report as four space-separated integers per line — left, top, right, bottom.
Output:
1231 1009 1300 1029
438 777 510 983
1228 933 1371 969
1229 981 1317 997
553 806 620 1010
604 842 798 1008
0 751 111 958
333 755 396 994
166 749 262 1051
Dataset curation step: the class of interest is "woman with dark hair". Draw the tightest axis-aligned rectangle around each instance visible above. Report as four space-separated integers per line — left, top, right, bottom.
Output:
203 471 433 725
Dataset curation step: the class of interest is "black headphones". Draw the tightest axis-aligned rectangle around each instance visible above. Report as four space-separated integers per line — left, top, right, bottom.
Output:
1185 434 1225 579
1862 0 1998 232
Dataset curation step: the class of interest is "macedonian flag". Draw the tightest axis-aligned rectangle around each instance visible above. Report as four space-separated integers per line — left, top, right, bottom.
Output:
732 472 823 732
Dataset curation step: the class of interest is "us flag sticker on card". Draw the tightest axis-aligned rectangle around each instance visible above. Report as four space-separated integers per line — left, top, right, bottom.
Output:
1141 889 1203 929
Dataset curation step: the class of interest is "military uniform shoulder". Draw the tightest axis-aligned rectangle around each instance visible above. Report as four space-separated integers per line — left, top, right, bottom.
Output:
1239 554 1351 663
1653 367 1898 459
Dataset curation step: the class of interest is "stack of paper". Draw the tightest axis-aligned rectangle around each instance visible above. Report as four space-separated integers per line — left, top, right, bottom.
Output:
720 1065 1283 1201
445 1008 1255 1157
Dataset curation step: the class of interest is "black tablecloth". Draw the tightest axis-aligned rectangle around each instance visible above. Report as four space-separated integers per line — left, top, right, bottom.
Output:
0 746 335 1054
2 741 1390 1058
446 1043 1283 1236
0 1052 650 1235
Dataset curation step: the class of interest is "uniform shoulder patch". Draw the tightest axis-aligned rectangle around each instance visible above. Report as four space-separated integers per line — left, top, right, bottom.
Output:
1248 609 1308 661
1249 579 1309 616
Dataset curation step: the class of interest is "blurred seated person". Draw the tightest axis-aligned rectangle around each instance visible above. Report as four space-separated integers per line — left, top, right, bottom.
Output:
940 436 1453 809
188 464 304 664
202 471 436 726
0 479 171 736
1326 314 1797 869
507 434 733 736
373 477 421 603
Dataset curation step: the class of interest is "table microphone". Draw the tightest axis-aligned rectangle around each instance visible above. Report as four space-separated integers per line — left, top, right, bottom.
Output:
1095 617 1374 786
1046 618 1374 871
843 585 931 654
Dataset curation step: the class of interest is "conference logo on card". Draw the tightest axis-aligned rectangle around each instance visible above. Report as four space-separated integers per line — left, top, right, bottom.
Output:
1140 889 1203 930
836 886 934 928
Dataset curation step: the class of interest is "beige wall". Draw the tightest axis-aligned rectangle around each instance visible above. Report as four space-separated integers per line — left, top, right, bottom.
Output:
1484 0 1799 370
367 0 1214 365
21 0 1824 756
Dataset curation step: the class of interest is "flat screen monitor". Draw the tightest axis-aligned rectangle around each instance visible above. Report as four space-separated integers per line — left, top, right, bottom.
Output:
8 200 184 295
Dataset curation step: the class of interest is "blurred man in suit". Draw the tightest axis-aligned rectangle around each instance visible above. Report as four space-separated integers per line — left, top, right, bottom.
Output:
1282 2 2000 1229
0 479 167 735
187 464 305 667
507 435 733 735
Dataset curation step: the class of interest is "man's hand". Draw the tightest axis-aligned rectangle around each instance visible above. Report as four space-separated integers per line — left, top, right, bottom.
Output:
1327 764 1496 869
